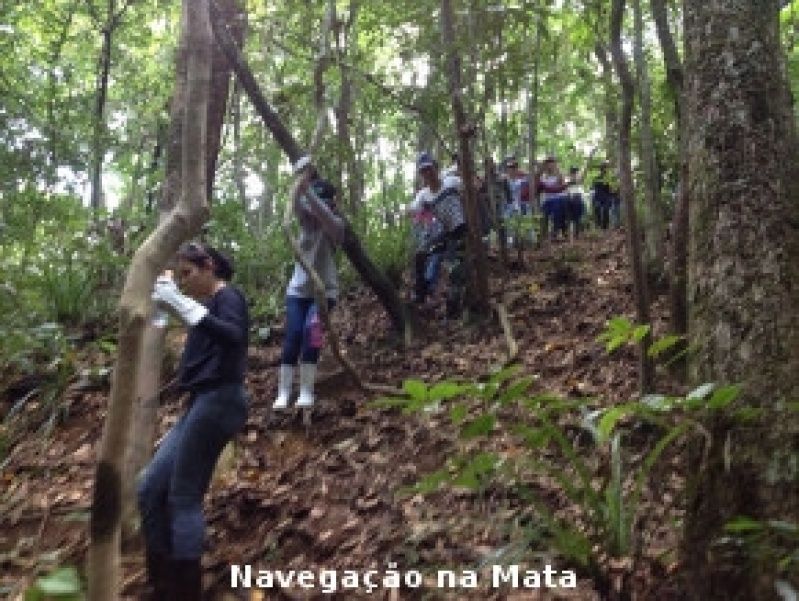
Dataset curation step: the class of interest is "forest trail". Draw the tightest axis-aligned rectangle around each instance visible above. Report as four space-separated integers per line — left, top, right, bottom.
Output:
0 230 683 600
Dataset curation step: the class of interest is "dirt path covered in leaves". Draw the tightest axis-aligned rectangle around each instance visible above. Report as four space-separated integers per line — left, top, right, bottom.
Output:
0 231 686 600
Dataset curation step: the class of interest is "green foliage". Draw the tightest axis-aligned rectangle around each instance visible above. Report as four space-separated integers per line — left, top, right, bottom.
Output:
724 516 799 577
597 316 651 353
378 364 751 588
24 566 84 601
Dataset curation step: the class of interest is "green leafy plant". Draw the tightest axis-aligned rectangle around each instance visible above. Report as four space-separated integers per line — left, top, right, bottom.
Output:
597 316 651 353
375 366 747 598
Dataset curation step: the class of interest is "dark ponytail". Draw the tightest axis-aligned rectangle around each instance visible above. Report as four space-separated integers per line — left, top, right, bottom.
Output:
177 241 235 281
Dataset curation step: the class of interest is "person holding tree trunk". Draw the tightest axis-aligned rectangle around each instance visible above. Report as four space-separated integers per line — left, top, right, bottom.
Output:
138 241 250 601
273 158 345 411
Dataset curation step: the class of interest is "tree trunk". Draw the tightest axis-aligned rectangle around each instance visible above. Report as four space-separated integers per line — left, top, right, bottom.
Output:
595 42 619 168
87 0 212 599
309 0 336 155
206 0 245 201
335 1 362 216
440 0 490 317
90 0 116 216
527 15 542 194
46 5 75 190
120 0 245 540
119 16 188 539
210 4 407 333
609 0 654 394
232 82 247 208
651 0 688 370
682 1 799 598
633 0 665 281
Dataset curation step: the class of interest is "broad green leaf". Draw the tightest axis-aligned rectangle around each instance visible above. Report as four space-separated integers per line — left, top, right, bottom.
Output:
402 379 427 402
488 364 521 386
514 424 553 448
449 403 468 425
724 516 764 533
734 407 763 422
405 469 449 496
631 324 651 343
369 397 409 410
461 414 496 439
707 385 741 409
498 376 534 405
598 405 633 442
428 381 465 401
647 334 684 358
453 471 480 490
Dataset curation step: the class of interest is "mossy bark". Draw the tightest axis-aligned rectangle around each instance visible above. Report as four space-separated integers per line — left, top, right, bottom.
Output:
683 1 799 598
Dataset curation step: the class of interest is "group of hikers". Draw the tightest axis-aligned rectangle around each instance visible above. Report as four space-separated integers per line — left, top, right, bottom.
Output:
136 149 621 599
407 149 622 311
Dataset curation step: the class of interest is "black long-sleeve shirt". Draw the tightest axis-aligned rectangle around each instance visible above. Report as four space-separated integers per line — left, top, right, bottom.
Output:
177 285 249 393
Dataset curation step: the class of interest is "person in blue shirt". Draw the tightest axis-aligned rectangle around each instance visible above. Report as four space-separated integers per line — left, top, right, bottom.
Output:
139 241 249 601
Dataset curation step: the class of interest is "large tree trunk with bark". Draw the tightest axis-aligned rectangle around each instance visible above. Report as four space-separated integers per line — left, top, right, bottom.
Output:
609 0 654 394
682 1 799 599
210 3 407 333
87 1 212 598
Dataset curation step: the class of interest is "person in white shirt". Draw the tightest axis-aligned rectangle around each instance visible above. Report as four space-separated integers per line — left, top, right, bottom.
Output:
565 166 585 239
413 151 468 318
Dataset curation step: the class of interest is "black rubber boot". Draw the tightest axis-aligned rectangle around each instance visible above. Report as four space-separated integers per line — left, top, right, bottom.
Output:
169 558 202 601
144 549 169 601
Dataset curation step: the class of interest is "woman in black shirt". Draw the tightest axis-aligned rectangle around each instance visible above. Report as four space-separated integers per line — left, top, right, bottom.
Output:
138 241 249 601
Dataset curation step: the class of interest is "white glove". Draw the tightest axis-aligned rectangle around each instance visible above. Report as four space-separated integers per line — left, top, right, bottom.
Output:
293 155 312 174
151 277 208 326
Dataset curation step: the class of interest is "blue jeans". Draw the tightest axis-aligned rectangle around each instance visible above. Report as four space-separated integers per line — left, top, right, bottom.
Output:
543 194 568 237
137 383 248 559
593 193 611 229
281 296 336 365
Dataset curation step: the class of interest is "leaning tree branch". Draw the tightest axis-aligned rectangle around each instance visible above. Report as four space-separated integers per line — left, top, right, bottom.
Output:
257 33 452 155
210 0 408 334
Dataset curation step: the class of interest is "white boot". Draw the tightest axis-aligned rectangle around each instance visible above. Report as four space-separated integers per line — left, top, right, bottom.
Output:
272 364 294 410
295 363 317 408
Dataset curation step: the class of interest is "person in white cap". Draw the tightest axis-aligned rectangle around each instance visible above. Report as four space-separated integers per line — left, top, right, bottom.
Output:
273 158 345 410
